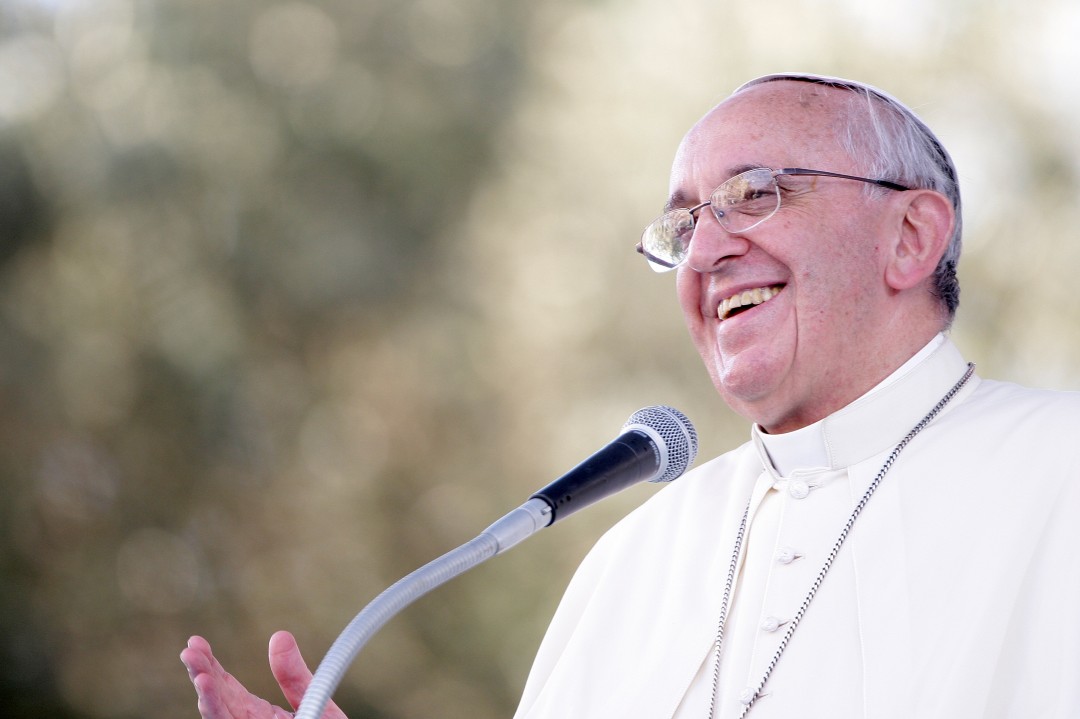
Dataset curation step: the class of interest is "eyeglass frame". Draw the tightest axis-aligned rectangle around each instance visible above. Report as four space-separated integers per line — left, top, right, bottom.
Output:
636 167 911 272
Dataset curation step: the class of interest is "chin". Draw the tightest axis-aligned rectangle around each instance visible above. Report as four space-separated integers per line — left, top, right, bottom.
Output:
714 370 773 413
710 354 794 422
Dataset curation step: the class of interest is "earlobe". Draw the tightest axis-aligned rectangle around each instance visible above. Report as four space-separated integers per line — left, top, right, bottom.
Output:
884 190 954 292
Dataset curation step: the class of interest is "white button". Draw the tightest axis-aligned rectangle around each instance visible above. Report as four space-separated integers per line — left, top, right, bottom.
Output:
775 546 800 564
739 687 757 704
788 479 810 499
760 616 784 633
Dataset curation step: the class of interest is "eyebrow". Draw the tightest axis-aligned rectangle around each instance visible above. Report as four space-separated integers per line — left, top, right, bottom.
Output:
663 191 692 214
663 163 769 212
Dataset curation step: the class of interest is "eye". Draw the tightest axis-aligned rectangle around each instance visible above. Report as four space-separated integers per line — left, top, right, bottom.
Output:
743 188 773 201
717 172 774 205
730 185 776 212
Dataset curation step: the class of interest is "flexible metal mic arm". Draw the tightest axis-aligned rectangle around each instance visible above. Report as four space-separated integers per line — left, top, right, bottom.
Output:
294 498 552 719
294 405 696 719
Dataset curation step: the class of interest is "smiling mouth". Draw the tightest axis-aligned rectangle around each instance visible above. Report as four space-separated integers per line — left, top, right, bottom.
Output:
718 285 784 320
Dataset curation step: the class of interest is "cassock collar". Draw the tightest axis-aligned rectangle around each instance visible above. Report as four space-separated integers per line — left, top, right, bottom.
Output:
753 334 970 477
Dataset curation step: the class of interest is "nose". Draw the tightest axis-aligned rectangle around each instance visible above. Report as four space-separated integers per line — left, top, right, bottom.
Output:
684 208 751 273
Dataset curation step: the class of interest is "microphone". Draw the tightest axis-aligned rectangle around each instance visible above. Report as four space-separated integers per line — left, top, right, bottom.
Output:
294 405 697 719
530 405 698 525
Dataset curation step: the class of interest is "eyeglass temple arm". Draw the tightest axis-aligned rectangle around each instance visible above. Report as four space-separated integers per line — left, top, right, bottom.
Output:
635 243 679 269
778 168 910 192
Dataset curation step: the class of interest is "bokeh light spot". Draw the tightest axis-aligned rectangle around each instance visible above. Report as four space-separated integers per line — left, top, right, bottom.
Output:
0 35 65 124
116 528 201 614
249 3 340 88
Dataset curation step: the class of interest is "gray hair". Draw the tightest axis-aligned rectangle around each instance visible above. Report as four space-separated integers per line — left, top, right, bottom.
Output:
735 74 962 323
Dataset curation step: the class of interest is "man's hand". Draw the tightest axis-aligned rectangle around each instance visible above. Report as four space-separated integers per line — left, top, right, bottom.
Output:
181 631 347 719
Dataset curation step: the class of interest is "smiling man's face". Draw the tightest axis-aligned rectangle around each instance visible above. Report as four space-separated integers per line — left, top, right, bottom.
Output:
673 81 910 433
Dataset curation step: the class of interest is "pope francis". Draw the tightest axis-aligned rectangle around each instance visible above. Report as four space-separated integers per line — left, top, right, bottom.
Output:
182 74 1080 719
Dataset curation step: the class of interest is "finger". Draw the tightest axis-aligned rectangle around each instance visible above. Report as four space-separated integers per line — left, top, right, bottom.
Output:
267 631 311 708
191 670 235 719
268 631 347 719
182 635 290 719
181 636 236 719
181 636 220 685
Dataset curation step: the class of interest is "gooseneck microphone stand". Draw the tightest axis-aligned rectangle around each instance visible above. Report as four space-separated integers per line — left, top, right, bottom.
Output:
294 498 552 719
294 405 697 719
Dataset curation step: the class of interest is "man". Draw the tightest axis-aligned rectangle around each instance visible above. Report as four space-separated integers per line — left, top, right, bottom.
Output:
182 75 1080 718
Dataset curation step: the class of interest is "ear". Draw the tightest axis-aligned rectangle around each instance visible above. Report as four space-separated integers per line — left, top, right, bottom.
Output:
883 189 954 292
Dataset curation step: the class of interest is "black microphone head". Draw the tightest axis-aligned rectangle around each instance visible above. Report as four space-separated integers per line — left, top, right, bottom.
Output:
621 405 698 483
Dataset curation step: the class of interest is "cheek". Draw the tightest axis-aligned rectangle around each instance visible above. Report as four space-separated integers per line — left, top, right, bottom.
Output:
675 269 700 324
793 245 882 334
675 269 714 353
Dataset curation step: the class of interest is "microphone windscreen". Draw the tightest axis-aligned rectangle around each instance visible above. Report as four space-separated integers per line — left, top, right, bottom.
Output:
622 405 698 483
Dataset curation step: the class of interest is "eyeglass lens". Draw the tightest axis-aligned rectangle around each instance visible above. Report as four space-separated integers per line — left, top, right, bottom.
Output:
640 169 780 272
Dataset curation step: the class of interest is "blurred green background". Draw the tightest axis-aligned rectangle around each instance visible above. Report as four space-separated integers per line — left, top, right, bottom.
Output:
2 0 1078 717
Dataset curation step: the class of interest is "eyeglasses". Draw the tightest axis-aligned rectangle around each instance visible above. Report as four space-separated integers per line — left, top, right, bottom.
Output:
636 167 910 272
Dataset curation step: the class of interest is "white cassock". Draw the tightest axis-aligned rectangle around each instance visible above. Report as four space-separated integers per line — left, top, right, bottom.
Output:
513 336 1080 719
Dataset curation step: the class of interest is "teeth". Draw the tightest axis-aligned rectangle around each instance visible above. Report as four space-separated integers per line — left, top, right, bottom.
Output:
718 285 783 320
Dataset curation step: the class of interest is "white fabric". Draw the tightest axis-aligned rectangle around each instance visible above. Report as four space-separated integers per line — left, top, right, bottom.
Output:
514 338 1080 718
756 333 944 476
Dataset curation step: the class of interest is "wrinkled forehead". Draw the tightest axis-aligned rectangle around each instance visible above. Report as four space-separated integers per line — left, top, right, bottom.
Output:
700 78 857 139
732 73 954 179
672 80 856 181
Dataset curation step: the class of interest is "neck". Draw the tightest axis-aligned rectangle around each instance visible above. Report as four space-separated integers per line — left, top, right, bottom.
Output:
753 327 946 434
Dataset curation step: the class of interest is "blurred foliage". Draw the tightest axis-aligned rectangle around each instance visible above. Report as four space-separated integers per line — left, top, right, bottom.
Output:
1 0 1079 718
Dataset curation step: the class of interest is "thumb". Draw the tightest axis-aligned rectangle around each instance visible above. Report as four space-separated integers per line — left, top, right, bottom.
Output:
268 631 346 719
